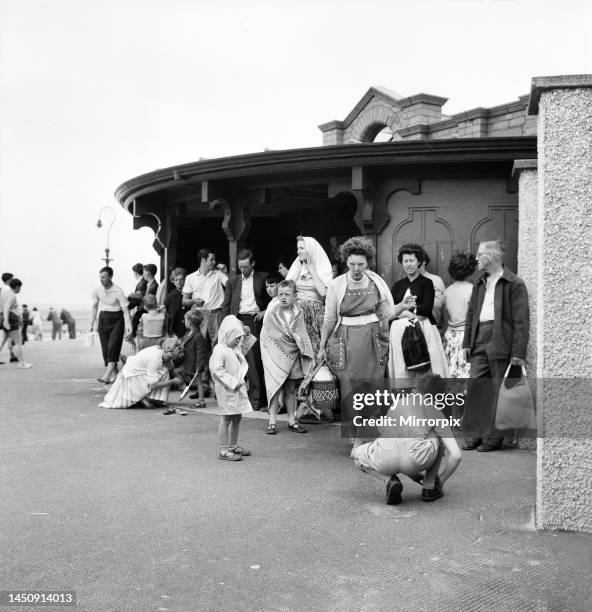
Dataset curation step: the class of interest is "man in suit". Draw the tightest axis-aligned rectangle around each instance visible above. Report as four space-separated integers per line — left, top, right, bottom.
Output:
222 249 270 409
462 240 529 452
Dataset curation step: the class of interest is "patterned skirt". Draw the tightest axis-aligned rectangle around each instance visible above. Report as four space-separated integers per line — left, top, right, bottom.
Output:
297 299 325 355
388 318 449 388
444 327 471 379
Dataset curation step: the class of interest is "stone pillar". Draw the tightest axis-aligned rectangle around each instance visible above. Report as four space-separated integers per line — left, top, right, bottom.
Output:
512 160 538 376
528 75 592 532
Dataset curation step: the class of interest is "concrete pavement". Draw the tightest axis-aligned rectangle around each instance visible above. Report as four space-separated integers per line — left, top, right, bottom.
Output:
1 340 590 611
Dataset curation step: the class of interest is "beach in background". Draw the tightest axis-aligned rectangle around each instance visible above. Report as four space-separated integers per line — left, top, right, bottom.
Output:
22 305 92 341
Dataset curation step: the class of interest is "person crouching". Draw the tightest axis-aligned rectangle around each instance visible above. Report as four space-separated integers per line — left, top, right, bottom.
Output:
209 315 255 461
99 338 184 409
351 374 461 504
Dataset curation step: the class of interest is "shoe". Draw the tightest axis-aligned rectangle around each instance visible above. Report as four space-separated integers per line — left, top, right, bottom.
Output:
265 423 277 435
17 362 33 369
421 486 444 502
288 423 307 434
177 409 187 416
10 355 18 363
162 407 176 415
218 449 242 461
233 446 251 456
193 400 206 408
477 443 501 452
462 440 481 451
386 475 403 505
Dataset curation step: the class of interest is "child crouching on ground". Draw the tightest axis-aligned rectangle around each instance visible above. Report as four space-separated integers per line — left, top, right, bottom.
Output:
209 315 255 461
351 374 461 504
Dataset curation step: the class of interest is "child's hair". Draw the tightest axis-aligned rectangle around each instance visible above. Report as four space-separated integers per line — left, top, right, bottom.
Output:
266 273 282 285
416 373 446 396
186 310 204 327
143 294 157 310
278 279 296 294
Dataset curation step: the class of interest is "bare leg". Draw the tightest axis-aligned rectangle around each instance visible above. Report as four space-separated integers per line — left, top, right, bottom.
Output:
228 414 242 446
285 380 297 426
218 415 231 448
268 392 280 427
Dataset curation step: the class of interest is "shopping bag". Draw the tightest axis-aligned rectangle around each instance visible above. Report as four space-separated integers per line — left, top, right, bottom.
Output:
495 364 536 430
83 331 96 347
401 318 430 370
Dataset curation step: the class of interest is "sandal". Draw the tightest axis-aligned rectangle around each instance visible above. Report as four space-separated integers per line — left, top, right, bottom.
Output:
265 423 277 435
162 407 176 415
233 446 251 456
193 400 206 408
288 423 307 434
218 448 242 461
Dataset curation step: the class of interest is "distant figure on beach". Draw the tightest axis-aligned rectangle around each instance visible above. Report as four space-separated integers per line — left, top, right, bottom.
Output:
21 304 30 344
60 308 76 339
0 278 33 368
47 307 62 340
30 307 43 340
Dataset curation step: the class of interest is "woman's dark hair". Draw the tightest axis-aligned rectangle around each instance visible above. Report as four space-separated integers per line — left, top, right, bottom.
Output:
340 236 375 266
132 263 144 275
266 273 282 284
448 251 477 281
8 278 22 290
144 263 157 276
2 272 14 283
277 256 290 268
397 243 425 265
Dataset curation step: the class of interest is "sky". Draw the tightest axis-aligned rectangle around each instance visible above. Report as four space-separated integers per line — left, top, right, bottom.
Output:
1 0 590 308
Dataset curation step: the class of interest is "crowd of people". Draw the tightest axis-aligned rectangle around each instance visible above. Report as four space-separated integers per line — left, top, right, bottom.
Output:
0 270 78 368
89 234 529 505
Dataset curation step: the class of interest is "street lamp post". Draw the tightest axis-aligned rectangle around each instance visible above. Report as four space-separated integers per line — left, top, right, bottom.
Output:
96 206 116 266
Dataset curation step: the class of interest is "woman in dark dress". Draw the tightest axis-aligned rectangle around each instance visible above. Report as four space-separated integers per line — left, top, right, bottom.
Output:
388 244 448 386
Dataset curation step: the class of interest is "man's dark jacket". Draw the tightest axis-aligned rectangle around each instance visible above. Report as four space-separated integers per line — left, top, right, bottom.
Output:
462 267 529 360
222 271 270 316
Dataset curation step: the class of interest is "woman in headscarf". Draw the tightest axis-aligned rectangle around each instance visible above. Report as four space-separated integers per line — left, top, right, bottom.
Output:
99 338 183 409
209 315 255 461
286 236 333 354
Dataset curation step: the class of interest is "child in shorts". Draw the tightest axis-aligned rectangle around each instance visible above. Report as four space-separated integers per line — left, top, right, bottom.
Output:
137 294 167 350
351 374 461 504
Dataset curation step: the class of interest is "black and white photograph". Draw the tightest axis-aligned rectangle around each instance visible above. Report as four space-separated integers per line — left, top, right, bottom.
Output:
1 0 591 610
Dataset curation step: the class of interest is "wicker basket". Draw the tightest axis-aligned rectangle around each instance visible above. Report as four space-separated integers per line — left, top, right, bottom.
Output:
311 366 339 413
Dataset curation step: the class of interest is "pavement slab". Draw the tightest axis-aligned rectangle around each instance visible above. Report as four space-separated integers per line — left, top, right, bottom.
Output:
1 340 591 612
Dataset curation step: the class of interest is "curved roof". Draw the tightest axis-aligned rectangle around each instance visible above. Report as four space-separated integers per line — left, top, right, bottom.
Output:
115 137 536 211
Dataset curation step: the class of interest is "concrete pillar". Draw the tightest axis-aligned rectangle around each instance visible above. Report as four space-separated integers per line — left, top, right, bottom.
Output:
512 159 538 376
528 75 592 532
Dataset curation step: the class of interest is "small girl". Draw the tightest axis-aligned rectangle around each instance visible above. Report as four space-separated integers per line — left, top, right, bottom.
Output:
137 294 167 350
209 315 254 461
176 310 208 408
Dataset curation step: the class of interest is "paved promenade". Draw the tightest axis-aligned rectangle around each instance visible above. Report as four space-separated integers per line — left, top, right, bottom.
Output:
1 340 590 611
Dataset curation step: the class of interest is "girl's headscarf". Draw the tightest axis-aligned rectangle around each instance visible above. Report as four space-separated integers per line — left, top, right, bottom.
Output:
217 315 246 348
286 236 333 289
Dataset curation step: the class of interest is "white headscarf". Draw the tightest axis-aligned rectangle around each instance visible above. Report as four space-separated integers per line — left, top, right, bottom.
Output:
286 236 333 289
217 315 246 348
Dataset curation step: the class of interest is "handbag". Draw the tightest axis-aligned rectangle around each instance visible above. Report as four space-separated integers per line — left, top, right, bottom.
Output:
495 364 536 430
401 318 430 370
